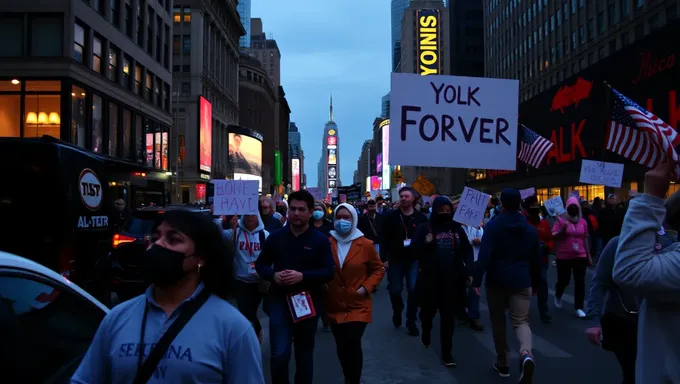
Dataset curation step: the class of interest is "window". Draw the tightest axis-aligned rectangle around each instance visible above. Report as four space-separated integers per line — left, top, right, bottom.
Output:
73 24 85 62
634 23 644 38
180 82 190 95
588 18 595 40
108 45 119 82
145 71 152 100
572 0 577 14
579 24 585 44
173 35 180 54
92 36 102 73
124 1 132 37
146 9 154 54
636 0 644 9
598 11 605 32
110 0 120 27
0 275 105 382
109 102 119 156
71 86 87 148
135 65 142 94
122 108 132 159
572 31 577 49
182 7 191 23
557 9 562 25
92 95 103 152
155 16 162 60
172 7 181 23
649 13 660 30
608 3 618 26
621 0 630 17
135 114 144 163
0 95 21 137
144 118 153 166
24 94 61 139
30 15 63 57
137 4 144 46
123 55 131 87
0 14 23 57
182 36 191 55
93 0 104 14
621 31 630 46
164 25 170 68
164 83 170 111
599 45 606 58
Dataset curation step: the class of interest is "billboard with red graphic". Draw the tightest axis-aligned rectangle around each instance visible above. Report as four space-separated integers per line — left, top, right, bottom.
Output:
199 97 212 173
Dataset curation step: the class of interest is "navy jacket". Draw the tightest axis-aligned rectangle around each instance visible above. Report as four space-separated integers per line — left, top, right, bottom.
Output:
473 210 541 290
381 208 428 262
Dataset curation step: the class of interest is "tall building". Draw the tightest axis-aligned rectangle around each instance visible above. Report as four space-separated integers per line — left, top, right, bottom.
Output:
0 0 175 206
289 122 304 191
356 139 373 192
237 0 252 47
172 2 244 202
449 0 485 76
316 95 340 196
278 86 291 192
484 0 680 101
381 92 391 118
246 18 281 87
391 0 412 71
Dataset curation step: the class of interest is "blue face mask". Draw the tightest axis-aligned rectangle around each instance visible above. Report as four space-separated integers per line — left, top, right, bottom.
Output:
334 219 352 234
312 211 324 220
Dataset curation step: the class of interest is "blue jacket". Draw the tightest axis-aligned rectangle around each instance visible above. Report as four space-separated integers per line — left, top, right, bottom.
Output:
473 210 541 290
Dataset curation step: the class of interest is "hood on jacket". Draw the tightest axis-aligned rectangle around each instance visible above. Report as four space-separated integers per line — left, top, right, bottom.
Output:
238 210 265 234
565 196 582 218
430 195 454 223
330 203 364 243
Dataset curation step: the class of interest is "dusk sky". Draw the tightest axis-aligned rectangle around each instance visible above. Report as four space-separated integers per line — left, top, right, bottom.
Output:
251 0 391 186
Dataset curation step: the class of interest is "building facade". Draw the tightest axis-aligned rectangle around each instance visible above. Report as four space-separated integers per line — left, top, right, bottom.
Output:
356 139 373 192
289 122 305 191
277 86 291 193
316 96 340 196
236 0 251 47
172 1 243 203
246 18 281 87
391 0 412 72
0 0 175 207
381 92 391 118
449 0 485 76
238 51 275 192
484 0 679 101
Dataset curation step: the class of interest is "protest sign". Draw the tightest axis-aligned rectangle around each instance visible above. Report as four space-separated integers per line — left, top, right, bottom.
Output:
212 180 259 216
544 196 566 217
389 72 519 170
520 187 536 200
579 160 624 188
453 187 490 227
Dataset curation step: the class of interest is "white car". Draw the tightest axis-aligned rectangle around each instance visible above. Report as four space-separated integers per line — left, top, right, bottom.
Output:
0 251 109 383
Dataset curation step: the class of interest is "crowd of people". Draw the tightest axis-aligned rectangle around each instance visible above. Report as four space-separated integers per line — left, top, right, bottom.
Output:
70 162 680 384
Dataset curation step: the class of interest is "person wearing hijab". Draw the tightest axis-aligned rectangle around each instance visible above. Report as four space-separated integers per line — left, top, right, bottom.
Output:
325 203 385 384
411 196 473 367
552 195 592 318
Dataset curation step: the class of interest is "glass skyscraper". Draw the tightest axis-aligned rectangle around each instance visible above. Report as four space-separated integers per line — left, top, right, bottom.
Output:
237 0 251 47
390 0 411 72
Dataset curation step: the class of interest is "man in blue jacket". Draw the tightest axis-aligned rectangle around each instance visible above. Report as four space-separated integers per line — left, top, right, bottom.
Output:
255 190 335 384
473 188 541 384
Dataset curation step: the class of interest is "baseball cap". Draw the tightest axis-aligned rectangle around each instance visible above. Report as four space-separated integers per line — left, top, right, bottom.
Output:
450 194 462 206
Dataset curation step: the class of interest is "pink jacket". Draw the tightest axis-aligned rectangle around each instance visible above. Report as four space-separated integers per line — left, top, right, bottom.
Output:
552 196 588 260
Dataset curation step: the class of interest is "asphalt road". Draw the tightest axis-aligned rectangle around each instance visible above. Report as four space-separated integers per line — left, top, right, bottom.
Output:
259 261 623 383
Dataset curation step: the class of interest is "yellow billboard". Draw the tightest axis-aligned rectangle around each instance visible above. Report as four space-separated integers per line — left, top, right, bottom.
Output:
416 9 440 76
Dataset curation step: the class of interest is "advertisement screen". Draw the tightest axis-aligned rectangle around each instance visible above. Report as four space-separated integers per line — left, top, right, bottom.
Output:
233 173 263 193
199 97 212 173
416 9 441 76
328 180 337 188
328 136 337 146
195 184 206 202
292 159 300 191
376 153 383 173
229 132 262 176
370 176 382 191
327 149 337 165
327 165 337 179
381 123 390 189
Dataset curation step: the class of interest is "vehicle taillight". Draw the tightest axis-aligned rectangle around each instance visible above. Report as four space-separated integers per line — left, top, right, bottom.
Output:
113 234 136 248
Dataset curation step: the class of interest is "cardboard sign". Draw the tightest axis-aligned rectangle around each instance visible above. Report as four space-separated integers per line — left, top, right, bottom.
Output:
520 187 536 200
453 187 491 227
579 160 624 188
389 72 519 170
544 196 566 217
212 180 259 216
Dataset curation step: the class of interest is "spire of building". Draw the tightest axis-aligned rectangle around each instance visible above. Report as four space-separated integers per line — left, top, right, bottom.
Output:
329 93 334 122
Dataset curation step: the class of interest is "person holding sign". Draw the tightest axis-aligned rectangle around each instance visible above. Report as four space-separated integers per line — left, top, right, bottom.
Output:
411 196 474 367
254 190 335 384
551 196 592 319
325 203 385 384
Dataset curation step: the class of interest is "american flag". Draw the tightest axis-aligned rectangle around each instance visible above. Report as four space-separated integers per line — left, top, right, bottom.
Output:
606 86 680 169
518 124 553 168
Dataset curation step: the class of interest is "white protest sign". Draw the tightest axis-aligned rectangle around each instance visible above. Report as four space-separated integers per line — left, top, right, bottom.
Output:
453 187 491 227
544 196 566 217
520 187 536 200
212 180 259 216
389 72 519 170
579 160 624 188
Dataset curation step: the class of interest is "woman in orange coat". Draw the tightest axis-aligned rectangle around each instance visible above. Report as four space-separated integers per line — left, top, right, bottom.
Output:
326 203 385 384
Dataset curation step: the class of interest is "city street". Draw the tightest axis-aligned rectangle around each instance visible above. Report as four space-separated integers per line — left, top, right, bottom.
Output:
260 262 623 383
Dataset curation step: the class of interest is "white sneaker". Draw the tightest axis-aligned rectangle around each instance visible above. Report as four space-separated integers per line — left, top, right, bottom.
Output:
554 296 562 309
575 309 586 318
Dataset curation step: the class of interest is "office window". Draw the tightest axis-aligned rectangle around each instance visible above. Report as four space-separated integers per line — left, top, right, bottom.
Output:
572 0 577 14
145 71 152 100
122 109 132 159
93 0 104 14
173 35 180 54
0 14 23 57
110 0 120 27
598 11 605 32
154 77 160 105
30 15 63 57
164 25 170 68
572 31 577 49
580 0 585 7
551 14 555 30
172 7 180 23
123 55 131 87
137 4 144 46
155 16 161 60
564 3 569 20
588 51 595 64
588 18 595 40
92 94 103 152
92 36 102 73
135 114 144 164
182 7 191 23
109 102 119 156
146 8 153 54
124 1 132 37
135 65 142 94
74 24 87 63
579 24 585 44
539 26 543 40
557 41 562 57
108 45 119 82
164 83 170 111
621 0 630 17
621 31 630 45
599 45 606 58
182 36 191 55
180 82 190 95
608 3 618 26
544 21 548 36
71 86 87 148
636 0 644 8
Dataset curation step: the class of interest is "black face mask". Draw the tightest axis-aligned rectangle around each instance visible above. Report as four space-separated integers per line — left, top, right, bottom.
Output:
436 213 451 223
142 244 189 287
567 206 579 216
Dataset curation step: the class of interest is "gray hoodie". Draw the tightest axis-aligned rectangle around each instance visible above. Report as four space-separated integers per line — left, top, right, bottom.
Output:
613 194 680 383
224 212 269 283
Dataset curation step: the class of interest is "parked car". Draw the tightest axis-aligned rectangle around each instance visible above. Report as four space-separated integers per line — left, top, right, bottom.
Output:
0 251 109 383
108 205 212 302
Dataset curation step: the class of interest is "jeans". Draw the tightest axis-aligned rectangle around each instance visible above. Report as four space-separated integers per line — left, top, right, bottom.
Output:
536 263 549 315
420 288 456 357
233 280 264 334
268 297 319 384
331 322 368 384
486 287 533 367
601 313 637 384
555 257 588 310
387 259 419 325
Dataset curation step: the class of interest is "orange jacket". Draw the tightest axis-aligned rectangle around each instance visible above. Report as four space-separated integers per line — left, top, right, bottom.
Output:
325 236 385 324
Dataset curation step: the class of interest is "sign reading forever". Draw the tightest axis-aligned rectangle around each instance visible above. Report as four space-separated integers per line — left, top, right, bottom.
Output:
544 196 566 217
453 187 491 227
389 72 519 170
212 180 259 216
579 159 624 188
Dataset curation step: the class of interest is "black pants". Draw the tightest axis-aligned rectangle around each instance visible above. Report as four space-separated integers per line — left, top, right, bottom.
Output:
419 288 456 357
555 258 588 309
330 322 367 384
233 280 264 334
601 313 637 384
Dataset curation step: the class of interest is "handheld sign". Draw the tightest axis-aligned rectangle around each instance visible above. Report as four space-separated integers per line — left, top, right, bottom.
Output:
544 196 566 217
212 180 259 216
579 160 624 188
520 187 536 200
389 72 519 170
453 187 490 227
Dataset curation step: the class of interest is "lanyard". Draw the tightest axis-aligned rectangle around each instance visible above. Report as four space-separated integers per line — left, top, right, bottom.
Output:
136 303 151 372
367 215 378 236
400 214 411 239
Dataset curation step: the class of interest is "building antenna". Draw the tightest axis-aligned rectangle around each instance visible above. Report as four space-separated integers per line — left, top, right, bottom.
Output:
329 92 334 122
